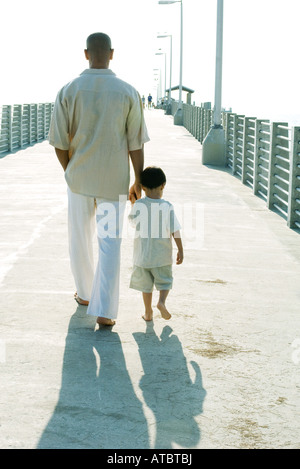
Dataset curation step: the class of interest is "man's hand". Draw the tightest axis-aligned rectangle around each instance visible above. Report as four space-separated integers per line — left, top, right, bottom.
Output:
129 182 142 204
129 148 144 203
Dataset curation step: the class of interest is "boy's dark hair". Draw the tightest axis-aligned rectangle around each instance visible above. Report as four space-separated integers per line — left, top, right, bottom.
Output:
140 166 166 189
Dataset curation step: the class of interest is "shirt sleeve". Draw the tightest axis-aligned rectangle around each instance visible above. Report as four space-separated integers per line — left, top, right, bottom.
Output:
48 88 70 150
126 91 150 151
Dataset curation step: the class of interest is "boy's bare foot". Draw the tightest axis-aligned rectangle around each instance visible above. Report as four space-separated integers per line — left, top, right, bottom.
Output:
142 312 153 321
157 302 171 320
97 317 116 326
142 307 153 321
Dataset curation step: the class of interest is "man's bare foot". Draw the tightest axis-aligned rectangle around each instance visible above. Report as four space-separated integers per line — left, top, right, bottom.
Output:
74 293 89 306
97 317 116 326
157 302 171 320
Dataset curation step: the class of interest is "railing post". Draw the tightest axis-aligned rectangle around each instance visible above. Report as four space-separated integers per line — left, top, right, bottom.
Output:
224 112 235 168
29 104 32 143
196 107 201 142
20 105 24 148
242 117 254 184
193 105 197 138
192 105 195 136
253 119 263 196
198 104 203 144
34 104 38 143
8 105 12 152
287 126 300 228
267 122 288 211
182 104 186 128
232 115 244 176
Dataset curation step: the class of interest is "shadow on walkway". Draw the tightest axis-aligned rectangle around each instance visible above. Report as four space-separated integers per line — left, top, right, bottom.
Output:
37 308 206 449
37 307 148 449
133 324 206 449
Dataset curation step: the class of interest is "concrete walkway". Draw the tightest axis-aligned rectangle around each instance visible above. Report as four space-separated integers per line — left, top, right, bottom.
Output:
0 110 300 449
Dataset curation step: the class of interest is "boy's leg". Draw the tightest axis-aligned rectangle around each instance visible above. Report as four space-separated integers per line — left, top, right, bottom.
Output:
151 266 173 320
157 290 171 320
142 292 153 321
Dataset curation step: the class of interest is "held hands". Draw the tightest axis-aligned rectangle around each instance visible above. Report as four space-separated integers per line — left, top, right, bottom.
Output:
129 182 142 204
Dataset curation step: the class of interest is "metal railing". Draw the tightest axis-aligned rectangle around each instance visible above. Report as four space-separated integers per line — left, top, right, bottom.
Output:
0 103 54 156
2 100 299 230
182 102 300 230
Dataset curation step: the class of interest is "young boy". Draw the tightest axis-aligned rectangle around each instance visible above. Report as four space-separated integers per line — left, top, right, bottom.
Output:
129 166 183 321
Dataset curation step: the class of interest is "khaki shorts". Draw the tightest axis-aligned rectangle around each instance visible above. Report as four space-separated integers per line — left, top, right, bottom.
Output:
130 265 173 293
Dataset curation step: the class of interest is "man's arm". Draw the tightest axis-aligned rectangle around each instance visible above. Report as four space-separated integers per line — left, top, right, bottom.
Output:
129 147 144 203
55 148 69 171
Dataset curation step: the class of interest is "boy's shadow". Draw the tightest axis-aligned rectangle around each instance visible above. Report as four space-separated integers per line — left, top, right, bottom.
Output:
133 323 206 449
37 306 149 449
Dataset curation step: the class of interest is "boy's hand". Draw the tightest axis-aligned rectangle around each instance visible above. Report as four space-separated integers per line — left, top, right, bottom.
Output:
176 249 184 265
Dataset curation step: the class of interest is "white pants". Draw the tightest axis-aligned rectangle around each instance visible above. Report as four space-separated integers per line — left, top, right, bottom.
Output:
68 188 126 319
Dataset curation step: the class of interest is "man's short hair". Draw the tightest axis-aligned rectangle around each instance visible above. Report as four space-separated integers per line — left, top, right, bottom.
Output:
86 33 112 52
141 166 166 189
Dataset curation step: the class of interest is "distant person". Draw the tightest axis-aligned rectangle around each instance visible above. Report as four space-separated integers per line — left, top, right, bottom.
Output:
129 166 183 321
49 32 150 326
147 93 152 108
142 95 145 109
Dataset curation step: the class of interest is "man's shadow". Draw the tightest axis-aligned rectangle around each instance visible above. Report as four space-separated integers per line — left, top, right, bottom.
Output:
37 307 149 449
133 323 206 449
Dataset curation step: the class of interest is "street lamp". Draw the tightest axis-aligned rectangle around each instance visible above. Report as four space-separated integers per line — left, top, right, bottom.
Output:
157 33 173 115
158 0 183 125
153 68 160 105
202 0 226 166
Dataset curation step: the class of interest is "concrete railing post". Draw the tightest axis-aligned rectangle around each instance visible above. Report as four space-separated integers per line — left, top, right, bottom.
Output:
224 112 235 168
287 126 300 228
267 122 288 210
8 105 12 152
20 105 24 148
254 119 264 196
242 117 256 185
232 115 244 177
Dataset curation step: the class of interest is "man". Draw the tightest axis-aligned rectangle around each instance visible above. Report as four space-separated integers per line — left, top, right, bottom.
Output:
49 33 149 326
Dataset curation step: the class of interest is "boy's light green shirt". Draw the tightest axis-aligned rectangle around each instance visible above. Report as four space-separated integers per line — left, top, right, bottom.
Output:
129 197 181 268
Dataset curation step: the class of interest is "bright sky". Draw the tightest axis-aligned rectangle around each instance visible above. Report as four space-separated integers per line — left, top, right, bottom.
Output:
1 0 299 125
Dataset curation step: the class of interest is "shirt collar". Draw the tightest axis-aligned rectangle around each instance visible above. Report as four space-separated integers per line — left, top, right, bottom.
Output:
80 69 116 76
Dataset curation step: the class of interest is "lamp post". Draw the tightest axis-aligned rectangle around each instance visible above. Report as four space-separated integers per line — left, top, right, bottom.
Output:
202 0 226 166
155 51 167 108
157 34 173 114
153 68 160 105
158 0 183 125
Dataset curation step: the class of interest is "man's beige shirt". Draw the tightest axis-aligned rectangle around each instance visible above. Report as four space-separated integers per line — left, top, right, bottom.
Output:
49 69 150 200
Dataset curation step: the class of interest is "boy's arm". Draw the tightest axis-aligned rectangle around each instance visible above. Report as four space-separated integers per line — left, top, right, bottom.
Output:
172 230 184 264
